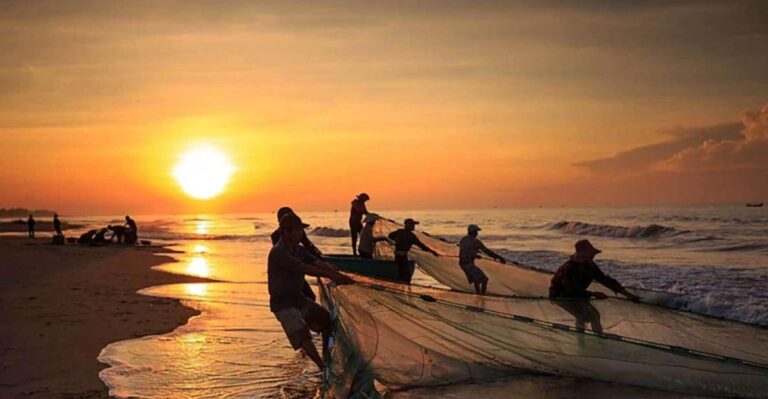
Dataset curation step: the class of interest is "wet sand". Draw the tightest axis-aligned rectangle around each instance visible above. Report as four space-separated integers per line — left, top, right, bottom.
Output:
0 237 212 398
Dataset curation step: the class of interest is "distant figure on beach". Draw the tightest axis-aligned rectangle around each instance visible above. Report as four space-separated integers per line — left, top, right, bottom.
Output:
108 225 126 244
459 224 507 295
349 193 370 256
124 216 138 244
268 212 354 370
27 214 35 238
53 214 62 236
270 206 322 301
357 213 388 259
387 218 439 283
549 239 640 302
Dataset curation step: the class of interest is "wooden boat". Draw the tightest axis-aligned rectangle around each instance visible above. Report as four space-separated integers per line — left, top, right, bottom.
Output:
324 254 414 283
746 202 764 207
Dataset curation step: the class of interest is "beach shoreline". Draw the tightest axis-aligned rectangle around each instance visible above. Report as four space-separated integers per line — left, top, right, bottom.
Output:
0 236 213 398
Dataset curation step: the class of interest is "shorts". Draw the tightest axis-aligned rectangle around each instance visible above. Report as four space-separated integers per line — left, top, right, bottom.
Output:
274 299 330 350
395 253 414 283
460 263 488 285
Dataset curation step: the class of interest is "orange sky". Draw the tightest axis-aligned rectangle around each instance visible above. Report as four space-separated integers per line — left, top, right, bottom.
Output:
1 1 767 215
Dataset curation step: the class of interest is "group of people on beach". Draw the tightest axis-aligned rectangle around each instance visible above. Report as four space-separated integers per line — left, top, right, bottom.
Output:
268 193 640 370
26 214 140 246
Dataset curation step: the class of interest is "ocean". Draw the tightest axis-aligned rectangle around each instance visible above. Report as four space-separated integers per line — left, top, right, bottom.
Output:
47 205 767 398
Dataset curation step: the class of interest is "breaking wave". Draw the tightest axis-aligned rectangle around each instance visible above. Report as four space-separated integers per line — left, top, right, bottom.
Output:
550 220 688 239
309 226 349 237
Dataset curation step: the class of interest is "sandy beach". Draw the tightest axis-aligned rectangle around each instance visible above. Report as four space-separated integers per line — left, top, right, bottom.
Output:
0 236 211 398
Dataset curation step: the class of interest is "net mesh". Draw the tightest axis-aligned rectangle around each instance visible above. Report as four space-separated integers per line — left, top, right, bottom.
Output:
321 275 768 398
371 218 678 305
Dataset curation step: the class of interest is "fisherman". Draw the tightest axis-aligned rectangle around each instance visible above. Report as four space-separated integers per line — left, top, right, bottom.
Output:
549 239 640 301
357 213 390 259
459 224 507 295
268 212 354 370
53 214 63 236
125 215 138 244
270 206 322 301
27 214 35 238
387 218 439 283
348 193 370 256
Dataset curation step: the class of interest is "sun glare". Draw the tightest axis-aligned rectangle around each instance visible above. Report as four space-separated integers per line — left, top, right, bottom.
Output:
174 147 234 200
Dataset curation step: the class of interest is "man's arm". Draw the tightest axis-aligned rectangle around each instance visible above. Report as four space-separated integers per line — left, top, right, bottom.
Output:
593 265 640 301
413 236 440 257
479 242 506 263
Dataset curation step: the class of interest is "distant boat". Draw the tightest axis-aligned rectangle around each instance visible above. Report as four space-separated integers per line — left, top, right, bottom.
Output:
746 202 764 207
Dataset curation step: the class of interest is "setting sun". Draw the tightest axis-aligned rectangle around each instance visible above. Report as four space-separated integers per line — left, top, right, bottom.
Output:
173 147 234 200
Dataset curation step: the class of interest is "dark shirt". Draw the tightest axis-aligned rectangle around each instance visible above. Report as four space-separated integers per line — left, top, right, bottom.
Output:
126 218 137 232
270 228 323 258
53 218 62 234
268 239 318 312
549 257 624 299
28 217 35 227
349 199 368 226
388 229 430 253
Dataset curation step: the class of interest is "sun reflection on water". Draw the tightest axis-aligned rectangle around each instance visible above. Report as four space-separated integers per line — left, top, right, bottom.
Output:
195 220 210 235
184 283 208 297
186 256 210 278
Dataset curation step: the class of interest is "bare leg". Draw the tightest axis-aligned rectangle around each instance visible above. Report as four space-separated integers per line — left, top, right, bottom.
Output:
350 232 358 256
473 282 481 294
480 280 488 295
300 339 324 370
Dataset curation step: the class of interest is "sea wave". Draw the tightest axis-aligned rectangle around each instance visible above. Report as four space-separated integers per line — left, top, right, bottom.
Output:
309 226 349 237
550 220 688 239
503 249 768 326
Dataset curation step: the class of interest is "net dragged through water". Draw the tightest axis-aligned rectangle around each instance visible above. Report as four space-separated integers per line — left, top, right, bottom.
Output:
321 275 768 398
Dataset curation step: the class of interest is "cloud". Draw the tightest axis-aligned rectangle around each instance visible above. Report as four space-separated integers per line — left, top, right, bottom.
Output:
660 104 768 171
576 103 768 175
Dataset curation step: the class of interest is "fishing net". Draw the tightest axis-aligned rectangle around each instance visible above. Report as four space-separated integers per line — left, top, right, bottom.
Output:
370 218 677 305
320 275 768 398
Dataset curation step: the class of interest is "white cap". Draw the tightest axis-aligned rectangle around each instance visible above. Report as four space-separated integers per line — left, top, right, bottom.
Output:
468 224 481 233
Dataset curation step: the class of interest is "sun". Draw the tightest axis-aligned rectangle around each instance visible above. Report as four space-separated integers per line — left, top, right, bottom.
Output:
173 146 234 200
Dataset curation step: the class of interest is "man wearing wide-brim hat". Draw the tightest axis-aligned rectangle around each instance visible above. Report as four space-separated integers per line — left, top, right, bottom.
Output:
549 239 640 301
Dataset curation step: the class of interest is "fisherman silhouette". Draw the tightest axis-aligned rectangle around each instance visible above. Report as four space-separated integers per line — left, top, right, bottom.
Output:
27 214 35 238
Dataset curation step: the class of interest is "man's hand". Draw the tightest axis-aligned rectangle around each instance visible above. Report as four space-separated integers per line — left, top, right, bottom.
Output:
622 289 641 302
591 292 608 300
498 257 507 264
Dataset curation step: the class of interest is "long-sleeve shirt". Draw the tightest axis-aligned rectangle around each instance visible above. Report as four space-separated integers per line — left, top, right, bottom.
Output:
270 229 323 258
549 257 624 299
388 229 431 253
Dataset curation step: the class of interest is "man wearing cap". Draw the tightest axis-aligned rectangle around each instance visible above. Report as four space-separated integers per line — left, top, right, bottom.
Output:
387 218 439 283
270 206 323 301
459 224 507 295
349 193 370 256
357 213 388 259
549 239 640 301
269 212 354 370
